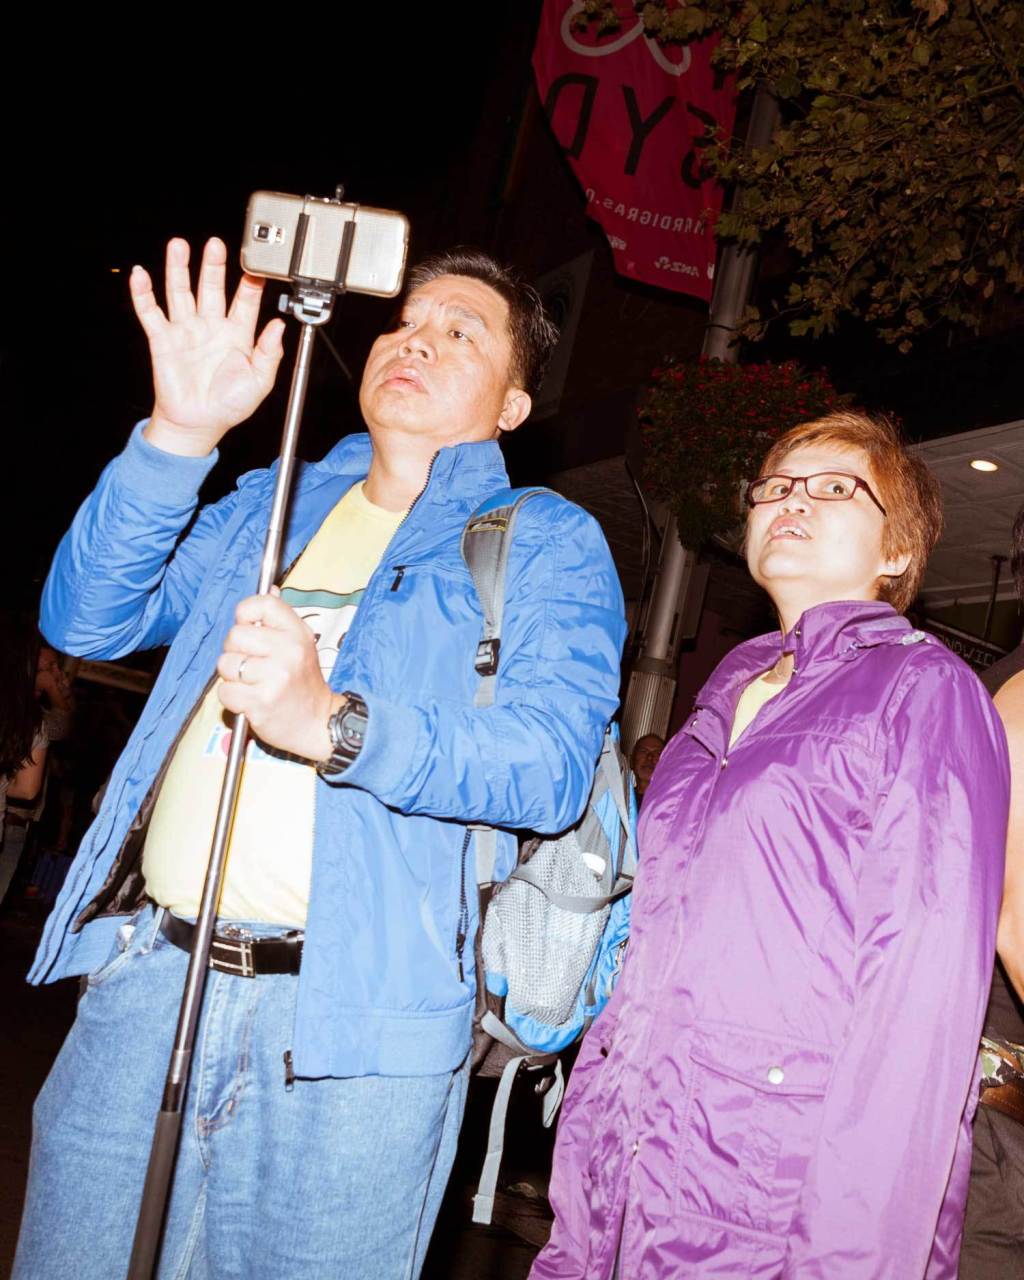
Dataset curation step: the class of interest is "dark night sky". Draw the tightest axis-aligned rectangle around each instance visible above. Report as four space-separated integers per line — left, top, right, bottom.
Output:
3 11 537 606
5 12 1022 608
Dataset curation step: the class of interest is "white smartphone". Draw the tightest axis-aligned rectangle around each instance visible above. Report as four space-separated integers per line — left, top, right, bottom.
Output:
241 191 410 298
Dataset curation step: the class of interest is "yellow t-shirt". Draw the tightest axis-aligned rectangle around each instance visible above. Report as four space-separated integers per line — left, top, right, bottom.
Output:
142 482 404 926
728 670 787 748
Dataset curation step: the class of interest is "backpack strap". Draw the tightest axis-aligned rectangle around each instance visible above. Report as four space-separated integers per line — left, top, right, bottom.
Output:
507 865 632 913
470 1012 564 1226
599 735 637 880
508 730 636 911
461 488 551 884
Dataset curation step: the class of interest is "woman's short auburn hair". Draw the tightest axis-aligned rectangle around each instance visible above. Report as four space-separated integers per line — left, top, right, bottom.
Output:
756 410 943 614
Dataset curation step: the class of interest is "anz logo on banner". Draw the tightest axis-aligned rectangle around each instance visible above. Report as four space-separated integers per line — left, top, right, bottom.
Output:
532 0 738 301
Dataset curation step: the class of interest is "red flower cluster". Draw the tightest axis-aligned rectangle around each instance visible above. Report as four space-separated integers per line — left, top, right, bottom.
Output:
639 357 847 550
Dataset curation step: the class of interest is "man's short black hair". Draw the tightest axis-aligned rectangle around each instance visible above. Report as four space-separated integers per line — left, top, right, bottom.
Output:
405 248 560 399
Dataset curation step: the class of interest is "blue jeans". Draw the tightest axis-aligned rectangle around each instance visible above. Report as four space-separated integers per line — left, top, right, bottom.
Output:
15 905 469 1280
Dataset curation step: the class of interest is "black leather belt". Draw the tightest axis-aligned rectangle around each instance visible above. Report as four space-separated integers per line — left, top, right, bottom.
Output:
159 911 303 977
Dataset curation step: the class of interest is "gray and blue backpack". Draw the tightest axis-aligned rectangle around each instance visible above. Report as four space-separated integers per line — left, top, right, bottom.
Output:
461 487 638 1224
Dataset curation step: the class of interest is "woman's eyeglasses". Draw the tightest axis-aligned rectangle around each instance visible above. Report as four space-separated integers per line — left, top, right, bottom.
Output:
746 472 887 517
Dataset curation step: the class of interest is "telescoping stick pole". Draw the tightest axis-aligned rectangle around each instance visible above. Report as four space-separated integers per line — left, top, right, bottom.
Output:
127 315 319 1280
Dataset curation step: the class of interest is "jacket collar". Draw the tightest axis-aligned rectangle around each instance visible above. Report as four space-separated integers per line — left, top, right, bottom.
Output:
690 600 923 740
276 433 511 577
782 599 920 670
311 432 510 500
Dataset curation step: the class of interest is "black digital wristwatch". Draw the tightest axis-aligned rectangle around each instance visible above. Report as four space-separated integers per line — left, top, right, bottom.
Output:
316 693 369 778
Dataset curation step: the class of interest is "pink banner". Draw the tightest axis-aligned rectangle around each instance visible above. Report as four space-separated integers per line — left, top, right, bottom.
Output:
533 1 737 302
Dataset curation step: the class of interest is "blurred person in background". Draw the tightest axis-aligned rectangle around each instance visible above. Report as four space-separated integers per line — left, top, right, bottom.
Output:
628 733 664 806
960 500 1024 1277
0 617 73 907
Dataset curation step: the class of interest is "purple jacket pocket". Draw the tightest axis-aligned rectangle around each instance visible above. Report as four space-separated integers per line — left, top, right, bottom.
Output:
677 1023 833 1239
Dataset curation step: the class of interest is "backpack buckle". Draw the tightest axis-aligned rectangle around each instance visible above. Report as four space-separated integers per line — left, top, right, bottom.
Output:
475 638 500 676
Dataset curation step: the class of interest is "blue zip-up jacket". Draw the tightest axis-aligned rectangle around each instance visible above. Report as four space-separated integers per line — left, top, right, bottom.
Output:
30 424 626 1078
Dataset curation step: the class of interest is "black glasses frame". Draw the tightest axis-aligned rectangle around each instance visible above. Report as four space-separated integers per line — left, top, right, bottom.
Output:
745 472 887 517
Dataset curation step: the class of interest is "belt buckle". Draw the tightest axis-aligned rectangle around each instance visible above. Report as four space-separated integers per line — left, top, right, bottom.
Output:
211 926 255 978
980 1035 1024 1088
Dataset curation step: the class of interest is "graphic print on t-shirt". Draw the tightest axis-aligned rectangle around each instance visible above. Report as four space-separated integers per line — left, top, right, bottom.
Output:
201 585 367 767
280 586 364 678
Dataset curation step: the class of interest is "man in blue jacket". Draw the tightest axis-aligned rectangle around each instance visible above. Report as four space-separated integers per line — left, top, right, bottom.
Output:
15 237 625 1279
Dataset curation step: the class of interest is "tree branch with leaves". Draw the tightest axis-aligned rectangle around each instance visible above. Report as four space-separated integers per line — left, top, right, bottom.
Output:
576 0 1024 350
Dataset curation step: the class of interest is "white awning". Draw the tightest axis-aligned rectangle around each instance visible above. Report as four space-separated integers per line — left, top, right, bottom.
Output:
913 419 1024 608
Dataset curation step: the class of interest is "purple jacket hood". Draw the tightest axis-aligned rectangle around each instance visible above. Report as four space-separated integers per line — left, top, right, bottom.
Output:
534 601 1009 1280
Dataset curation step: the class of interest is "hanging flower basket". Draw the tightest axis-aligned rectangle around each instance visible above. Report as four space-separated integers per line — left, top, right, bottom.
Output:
638 358 849 551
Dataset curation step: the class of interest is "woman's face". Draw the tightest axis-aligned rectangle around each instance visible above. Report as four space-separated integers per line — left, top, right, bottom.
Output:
745 443 908 625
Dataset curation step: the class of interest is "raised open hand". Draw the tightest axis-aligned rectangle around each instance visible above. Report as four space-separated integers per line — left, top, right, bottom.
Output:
132 237 286 457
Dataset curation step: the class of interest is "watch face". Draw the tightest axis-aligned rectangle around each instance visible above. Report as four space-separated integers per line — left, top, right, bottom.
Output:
335 695 368 757
319 697 368 778
339 711 366 752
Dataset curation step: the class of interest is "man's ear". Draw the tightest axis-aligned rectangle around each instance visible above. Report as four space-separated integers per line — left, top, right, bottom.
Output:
497 388 532 434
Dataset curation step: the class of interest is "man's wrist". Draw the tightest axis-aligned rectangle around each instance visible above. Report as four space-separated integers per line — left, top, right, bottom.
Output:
143 412 221 458
312 693 347 764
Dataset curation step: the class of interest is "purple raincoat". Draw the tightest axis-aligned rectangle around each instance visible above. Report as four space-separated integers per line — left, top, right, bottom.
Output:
533 602 1009 1279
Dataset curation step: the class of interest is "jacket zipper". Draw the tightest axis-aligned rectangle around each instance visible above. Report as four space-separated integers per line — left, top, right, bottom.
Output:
455 828 472 981
397 452 438 534
381 451 471 982
384 452 439 598
294 458 439 960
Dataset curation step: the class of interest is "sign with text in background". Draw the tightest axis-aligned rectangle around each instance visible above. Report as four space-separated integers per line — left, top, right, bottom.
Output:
533 0 737 302
923 620 1006 675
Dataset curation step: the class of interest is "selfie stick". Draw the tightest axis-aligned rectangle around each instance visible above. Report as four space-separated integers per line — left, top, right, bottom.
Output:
128 218 359 1280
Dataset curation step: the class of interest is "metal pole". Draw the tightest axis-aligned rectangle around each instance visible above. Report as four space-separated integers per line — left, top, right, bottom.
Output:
621 85 781 750
984 554 1007 643
127 316 319 1280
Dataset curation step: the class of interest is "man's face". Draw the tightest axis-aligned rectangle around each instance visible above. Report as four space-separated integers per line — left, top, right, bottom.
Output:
37 647 60 677
359 274 530 450
631 735 665 790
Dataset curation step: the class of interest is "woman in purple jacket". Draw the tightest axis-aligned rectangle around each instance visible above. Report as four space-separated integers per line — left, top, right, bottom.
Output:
533 412 1009 1279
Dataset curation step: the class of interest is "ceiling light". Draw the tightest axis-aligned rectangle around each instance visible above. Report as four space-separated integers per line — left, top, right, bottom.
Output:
970 459 999 472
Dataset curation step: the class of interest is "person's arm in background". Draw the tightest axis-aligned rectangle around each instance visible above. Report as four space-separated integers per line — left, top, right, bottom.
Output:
7 741 47 803
994 669 1024 999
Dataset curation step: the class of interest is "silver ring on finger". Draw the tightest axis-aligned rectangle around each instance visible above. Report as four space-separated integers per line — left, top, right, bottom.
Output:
237 656 250 683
